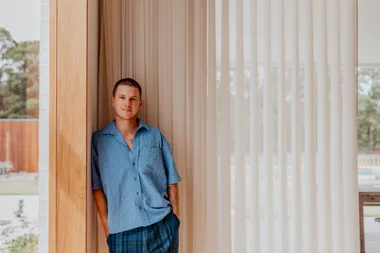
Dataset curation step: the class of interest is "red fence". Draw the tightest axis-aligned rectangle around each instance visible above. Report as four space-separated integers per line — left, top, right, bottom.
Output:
0 120 39 172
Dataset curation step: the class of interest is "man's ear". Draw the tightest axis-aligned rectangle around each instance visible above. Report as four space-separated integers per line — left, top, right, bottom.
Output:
139 100 143 108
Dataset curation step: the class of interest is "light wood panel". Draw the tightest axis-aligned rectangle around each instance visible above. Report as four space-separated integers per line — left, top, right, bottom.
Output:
88 0 99 253
49 0 98 252
56 0 87 250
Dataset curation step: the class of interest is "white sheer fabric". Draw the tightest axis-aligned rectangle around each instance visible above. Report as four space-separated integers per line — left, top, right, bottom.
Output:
98 0 359 252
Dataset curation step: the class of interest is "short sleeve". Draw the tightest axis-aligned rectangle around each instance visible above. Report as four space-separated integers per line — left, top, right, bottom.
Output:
161 134 181 184
91 133 103 190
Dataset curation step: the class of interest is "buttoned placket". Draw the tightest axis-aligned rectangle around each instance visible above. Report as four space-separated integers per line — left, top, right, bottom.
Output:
131 129 150 224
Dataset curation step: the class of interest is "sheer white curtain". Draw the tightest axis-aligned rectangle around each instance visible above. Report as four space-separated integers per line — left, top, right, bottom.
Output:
98 1 203 252
211 0 359 252
98 0 359 253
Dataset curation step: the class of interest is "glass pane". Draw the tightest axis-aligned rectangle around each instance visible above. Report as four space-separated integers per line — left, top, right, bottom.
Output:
358 67 380 186
358 0 380 187
0 0 41 252
358 1 380 252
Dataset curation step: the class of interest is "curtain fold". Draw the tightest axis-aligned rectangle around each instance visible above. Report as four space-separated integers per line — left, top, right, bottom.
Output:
302 0 317 252
342 0 359 251
290 0 302 252
277 0 288 253
98 0 359 252
206 0 219 252
330 0 344 252
219 0 232 252
249 0 261 252
316 0 332 252
234 0 246 252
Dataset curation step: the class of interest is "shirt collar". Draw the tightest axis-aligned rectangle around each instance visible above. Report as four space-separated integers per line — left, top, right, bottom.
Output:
101 118 149 135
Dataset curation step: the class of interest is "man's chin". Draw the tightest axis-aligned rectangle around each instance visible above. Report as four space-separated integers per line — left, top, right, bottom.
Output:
116 114 137 121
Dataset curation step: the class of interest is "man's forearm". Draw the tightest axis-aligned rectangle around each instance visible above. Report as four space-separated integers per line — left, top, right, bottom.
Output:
168 183 180 217
93 189 109 236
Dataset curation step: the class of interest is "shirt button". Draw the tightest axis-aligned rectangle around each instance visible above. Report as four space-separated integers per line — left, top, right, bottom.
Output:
139 207 142 210
132 162 135 166
136 192 139 195
134 177 137 181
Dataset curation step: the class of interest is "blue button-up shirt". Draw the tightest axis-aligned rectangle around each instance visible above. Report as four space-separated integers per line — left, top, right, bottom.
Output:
91 119 181 234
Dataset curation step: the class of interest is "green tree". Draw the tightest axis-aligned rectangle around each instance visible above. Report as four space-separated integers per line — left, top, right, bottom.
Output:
0 27 39 119
358 68 380 153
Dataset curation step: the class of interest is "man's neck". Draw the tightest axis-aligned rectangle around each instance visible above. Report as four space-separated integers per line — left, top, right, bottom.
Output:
115 117 139 137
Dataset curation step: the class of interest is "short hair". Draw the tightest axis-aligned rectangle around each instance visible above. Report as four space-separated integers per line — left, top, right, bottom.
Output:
113 78 142 99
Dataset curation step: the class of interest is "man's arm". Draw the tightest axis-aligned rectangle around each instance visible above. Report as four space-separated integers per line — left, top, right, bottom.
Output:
160 133 181 218
168 183 180 218
93 189 109 237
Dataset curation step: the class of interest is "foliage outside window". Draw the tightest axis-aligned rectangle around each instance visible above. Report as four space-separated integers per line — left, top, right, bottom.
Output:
0 28 39 119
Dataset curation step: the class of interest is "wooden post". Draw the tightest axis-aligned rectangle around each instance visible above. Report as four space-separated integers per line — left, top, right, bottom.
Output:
49 0 98 252
359 198 365 253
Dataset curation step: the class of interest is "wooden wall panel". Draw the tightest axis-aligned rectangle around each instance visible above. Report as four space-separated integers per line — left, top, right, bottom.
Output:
0 120 39 172
87 0 99 252
55 0 87 249
49 0 98 252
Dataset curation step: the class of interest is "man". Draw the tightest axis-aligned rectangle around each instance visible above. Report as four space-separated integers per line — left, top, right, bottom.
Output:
91 78 181 253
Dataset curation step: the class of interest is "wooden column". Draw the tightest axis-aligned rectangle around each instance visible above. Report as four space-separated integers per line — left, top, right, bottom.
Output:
49 0 98 252
359 199 364 253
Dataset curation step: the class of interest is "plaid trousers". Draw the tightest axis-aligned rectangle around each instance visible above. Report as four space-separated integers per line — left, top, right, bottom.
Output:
107 212 180 253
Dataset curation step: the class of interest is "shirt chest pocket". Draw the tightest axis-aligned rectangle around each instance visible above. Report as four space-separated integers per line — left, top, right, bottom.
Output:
139 147 165 176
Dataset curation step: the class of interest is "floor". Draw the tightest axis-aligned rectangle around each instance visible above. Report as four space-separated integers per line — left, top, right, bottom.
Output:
365 217 380 253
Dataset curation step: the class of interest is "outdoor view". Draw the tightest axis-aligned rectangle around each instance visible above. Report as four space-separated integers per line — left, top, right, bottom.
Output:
358 67 380 253
0 0 41 252
358 67 380 185
358 1 380 252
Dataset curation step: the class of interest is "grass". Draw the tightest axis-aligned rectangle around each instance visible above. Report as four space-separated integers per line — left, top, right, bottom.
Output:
0 180 38 195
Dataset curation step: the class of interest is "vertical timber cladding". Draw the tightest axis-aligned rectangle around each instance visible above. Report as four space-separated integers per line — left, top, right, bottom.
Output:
50 0 89 252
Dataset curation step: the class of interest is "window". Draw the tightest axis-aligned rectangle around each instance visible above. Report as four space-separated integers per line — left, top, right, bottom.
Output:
358 1 380 252
358 67 380 186
0 1 48 252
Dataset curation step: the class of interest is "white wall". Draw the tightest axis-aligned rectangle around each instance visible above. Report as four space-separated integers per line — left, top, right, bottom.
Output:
358 0 380 65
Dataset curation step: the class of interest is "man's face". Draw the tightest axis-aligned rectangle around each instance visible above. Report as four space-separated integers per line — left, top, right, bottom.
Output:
111 85 142 121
